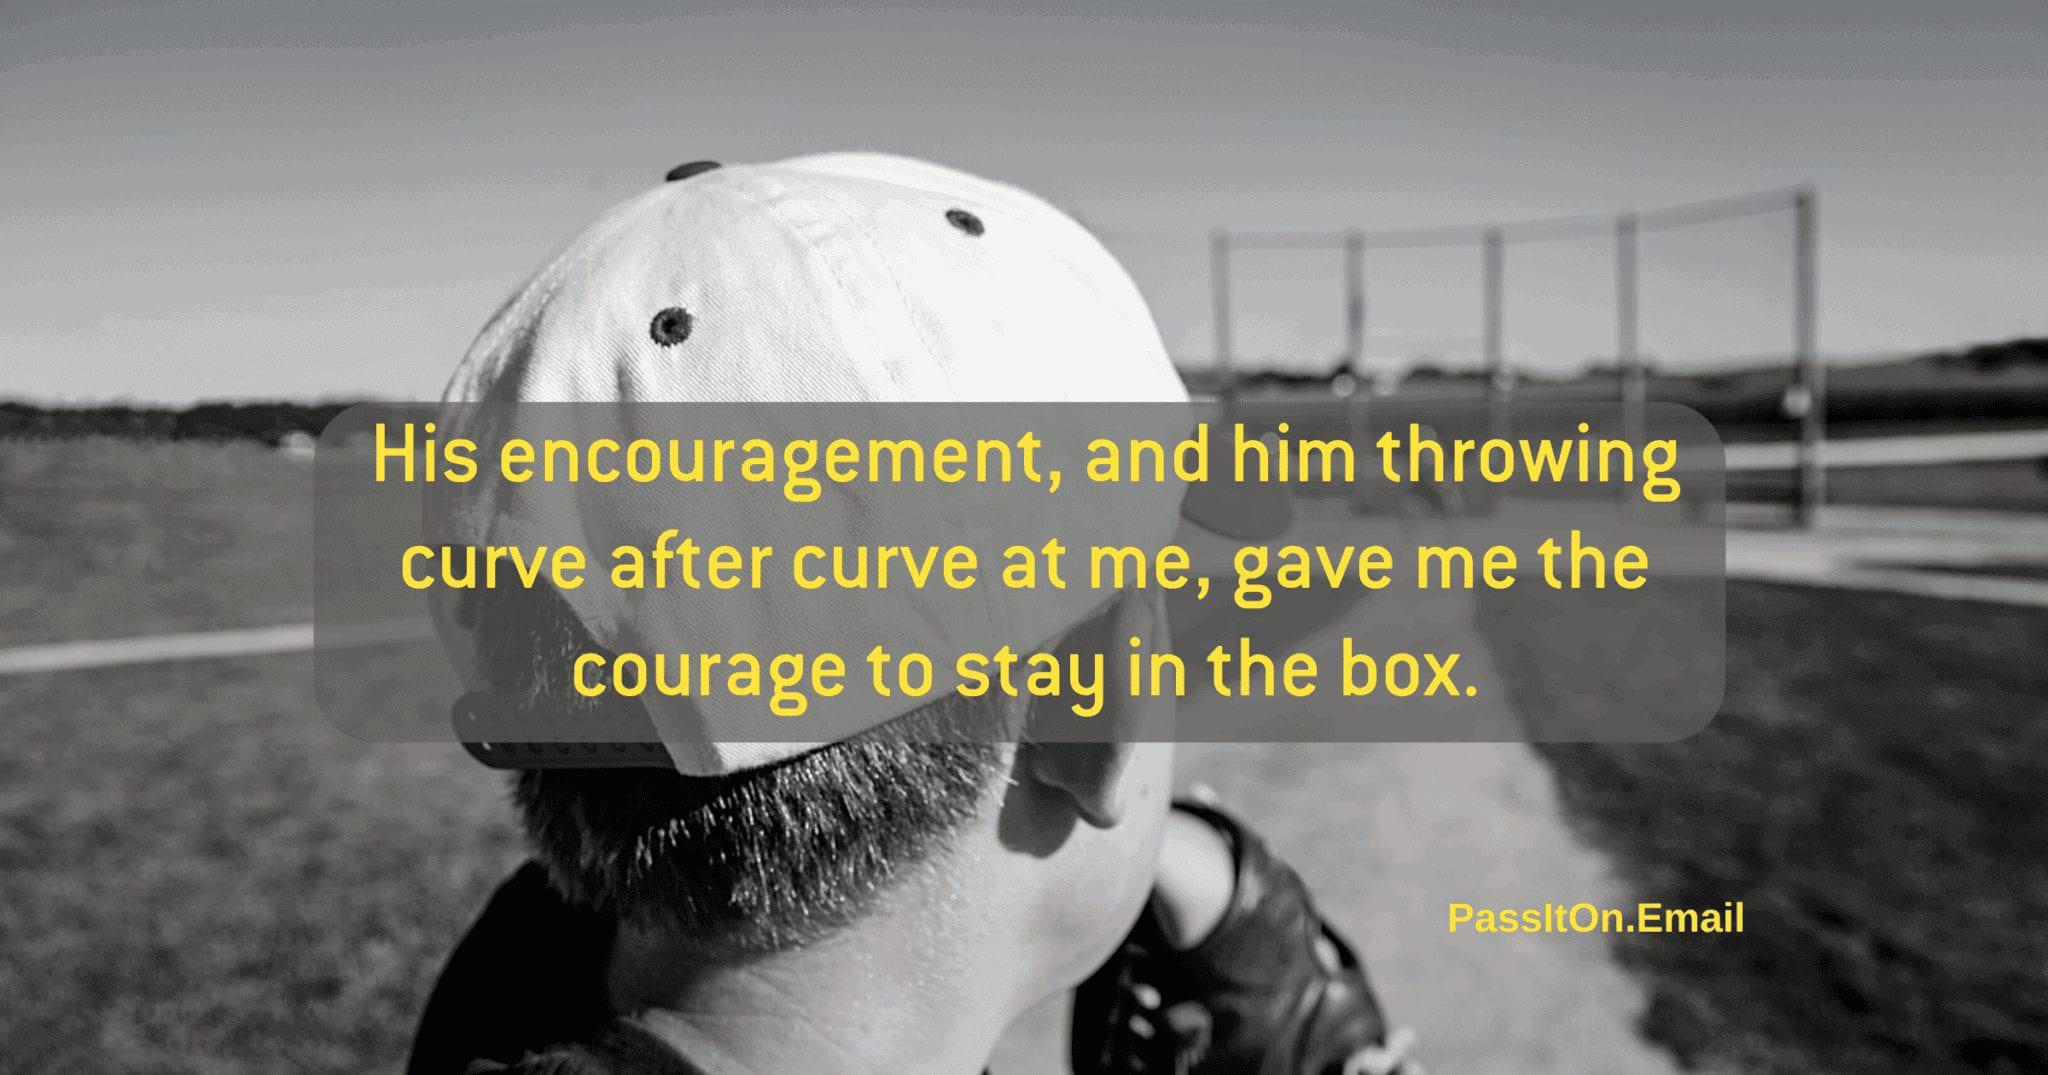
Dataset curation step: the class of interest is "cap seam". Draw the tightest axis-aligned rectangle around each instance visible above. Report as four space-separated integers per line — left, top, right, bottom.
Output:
708 171 926 403
809 180 970 403
738 170 1007 678
450 190 666 403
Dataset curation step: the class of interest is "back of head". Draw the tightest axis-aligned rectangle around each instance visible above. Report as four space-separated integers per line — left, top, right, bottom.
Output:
436 152 1192 971
474 580 1015 957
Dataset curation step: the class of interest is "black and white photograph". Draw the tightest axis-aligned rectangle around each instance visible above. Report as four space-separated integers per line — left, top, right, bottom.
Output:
3 2 2046 1072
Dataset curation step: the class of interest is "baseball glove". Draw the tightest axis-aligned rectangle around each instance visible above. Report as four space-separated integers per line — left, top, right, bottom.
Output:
1072 798 1422 1075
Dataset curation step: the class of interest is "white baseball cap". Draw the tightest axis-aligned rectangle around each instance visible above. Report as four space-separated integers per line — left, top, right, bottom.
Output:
433 152 1282 775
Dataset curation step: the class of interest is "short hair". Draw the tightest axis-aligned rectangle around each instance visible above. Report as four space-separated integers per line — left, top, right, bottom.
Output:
466 583 1010 955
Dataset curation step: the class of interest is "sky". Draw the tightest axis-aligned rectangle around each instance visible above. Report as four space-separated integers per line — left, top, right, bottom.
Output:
3 0 2044 403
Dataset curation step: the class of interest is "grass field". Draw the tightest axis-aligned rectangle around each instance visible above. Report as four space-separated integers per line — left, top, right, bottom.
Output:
1487 584 2048 1073
3 440 2045 1072
0 441 311 647
1728 457 2048 513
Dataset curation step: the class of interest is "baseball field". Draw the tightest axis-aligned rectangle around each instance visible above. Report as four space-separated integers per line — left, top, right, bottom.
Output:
3 439 2045 1072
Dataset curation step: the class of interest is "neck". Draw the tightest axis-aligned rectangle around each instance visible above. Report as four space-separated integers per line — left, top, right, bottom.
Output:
606 896 1027 1074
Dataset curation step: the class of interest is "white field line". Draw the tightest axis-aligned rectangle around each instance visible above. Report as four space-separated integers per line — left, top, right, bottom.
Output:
0 624 314 675
0 619 432 677
1719 428 2048 471
1730 563 2048 608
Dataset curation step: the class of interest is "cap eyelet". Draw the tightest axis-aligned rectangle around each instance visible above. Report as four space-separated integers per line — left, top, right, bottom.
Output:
945 208 985 236
650 306 694 346
665 161 722 182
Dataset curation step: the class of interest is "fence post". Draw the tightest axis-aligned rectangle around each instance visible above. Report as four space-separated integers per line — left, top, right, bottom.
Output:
1793 187 1823 527
1343 230 1367 376
1482 226 1507 442
1343 229 1370 511
1617 212 1643 444
1211 228 1235 407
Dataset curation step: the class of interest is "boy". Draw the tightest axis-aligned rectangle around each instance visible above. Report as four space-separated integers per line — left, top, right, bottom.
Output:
408 153 1414 1074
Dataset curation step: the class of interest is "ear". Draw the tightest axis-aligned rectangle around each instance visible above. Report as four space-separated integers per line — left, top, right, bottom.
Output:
1022 739 1136 828
1016 590 1167 828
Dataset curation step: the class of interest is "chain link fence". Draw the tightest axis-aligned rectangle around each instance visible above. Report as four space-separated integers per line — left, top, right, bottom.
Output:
1101 187 1821 521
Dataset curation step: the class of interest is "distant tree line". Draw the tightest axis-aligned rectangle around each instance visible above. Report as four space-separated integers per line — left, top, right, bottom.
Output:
1926 337 2048 372
2 338 2043 444
1671 337 2048 436
0 401 356 444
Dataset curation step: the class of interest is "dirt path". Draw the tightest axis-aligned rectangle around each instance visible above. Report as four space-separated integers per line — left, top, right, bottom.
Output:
1175 742 1681 1074
1166 593 1680 1073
